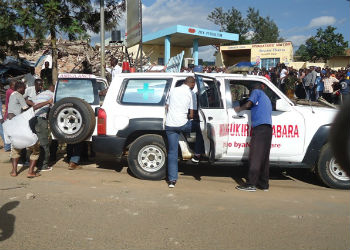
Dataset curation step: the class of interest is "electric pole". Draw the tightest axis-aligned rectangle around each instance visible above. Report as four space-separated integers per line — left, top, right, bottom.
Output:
100 0 105 78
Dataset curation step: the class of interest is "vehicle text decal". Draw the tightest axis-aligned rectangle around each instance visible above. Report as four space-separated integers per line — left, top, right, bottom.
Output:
219 123 300 138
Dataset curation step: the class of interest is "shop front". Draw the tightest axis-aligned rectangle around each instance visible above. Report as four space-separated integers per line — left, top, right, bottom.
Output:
217 42 294 69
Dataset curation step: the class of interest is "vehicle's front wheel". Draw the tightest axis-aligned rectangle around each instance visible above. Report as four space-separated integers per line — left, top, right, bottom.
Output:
317 143 350 189
127 134 166 180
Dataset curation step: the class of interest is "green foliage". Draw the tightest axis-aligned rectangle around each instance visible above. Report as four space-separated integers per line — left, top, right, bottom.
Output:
0 1 34 59
0 0 125 59
297 26 348 63
207 6 283 45
295 44 310 61
284 74 298 91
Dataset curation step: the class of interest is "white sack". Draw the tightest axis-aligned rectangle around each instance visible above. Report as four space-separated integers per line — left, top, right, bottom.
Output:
3 108 38 149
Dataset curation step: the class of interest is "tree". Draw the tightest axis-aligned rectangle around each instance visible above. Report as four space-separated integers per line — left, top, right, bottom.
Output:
246 8 283 44
207 6 283 45
297 26 348 63
208 7 249 44
295 44 311 62
0 1 43 60
3 0 125 84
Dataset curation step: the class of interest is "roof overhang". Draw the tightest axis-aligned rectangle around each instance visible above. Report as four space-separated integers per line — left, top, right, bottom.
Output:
143 25 239 47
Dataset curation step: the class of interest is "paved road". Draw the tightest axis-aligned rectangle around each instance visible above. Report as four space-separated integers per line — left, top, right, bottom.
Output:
0 150 349 250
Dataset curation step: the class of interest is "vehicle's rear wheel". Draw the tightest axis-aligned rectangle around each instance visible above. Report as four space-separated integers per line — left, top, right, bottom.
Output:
127 134 166 180
316 143 350 189
49 97 95 144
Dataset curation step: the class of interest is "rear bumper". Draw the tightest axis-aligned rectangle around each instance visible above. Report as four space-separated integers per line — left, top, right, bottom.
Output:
92 135 126 158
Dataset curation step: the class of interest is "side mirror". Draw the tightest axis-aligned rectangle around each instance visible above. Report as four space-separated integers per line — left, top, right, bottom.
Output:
276 99 292 112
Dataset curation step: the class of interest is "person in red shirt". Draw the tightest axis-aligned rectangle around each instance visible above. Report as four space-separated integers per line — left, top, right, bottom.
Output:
4 80 15 120
262 70 271 81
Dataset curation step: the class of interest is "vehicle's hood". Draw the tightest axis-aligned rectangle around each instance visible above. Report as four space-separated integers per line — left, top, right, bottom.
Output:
294 105 339 125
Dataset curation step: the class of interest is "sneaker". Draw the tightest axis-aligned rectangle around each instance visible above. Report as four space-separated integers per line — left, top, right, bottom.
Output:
235 185 256 192
191 154 200 163
168 181 176 188
40 166 53 172
256 185 269 192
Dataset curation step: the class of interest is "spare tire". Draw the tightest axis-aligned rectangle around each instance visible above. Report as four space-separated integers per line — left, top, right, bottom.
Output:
49 97 95 144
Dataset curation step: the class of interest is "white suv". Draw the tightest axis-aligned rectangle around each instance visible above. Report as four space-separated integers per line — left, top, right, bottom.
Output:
51 72 348 189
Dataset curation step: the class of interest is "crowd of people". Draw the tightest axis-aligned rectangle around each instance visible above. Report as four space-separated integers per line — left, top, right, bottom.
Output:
0 61 87 178
180 63 350 105
241 63 350 105
0 78 54 178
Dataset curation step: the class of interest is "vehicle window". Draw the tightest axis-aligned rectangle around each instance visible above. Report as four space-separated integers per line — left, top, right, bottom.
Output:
197 76 223 108
55 78 98 105
229 80 280 110
121 79 170 105
97 80 107 104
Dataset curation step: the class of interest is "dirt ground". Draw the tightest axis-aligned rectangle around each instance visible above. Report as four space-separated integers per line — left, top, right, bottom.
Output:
0 147 349 250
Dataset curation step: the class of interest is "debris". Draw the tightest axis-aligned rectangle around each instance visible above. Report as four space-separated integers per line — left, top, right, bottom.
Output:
26 193 35 200
16 39 148 79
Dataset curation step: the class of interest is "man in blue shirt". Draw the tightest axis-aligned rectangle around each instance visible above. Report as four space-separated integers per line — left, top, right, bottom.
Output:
234 82 273 192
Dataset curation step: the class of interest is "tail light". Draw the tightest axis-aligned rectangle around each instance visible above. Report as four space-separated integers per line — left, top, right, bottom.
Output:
97 108 107 135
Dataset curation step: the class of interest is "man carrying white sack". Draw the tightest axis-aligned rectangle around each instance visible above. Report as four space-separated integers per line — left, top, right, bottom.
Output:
4 80 53 178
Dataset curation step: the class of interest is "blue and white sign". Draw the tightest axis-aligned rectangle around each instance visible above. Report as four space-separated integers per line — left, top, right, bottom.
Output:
166 51 184 73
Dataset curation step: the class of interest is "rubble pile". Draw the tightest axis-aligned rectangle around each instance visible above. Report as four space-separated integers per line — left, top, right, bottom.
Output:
21 39 131 76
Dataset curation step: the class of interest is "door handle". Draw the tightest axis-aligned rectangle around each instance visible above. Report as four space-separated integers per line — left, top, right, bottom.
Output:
208 116 213 121
232 115 244 119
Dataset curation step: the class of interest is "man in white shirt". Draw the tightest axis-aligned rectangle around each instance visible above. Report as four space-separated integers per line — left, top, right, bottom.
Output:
106 57 122 82
165 76 196 188
24 79 43 106
279 64 288 92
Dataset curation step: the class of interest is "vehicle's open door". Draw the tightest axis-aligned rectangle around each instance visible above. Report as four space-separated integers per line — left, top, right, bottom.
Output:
194 73 228 161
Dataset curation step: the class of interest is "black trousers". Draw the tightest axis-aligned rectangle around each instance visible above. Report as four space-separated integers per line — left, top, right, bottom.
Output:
247 124 273 188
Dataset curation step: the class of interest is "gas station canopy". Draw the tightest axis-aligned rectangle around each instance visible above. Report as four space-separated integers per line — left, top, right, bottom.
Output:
143 25 239 65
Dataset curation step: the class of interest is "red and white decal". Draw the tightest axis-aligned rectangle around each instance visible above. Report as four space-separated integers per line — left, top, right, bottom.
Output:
219 123 300 138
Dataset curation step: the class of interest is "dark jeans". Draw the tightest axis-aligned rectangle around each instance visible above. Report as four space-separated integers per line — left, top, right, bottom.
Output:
190 120 205 156
305 86 315 101
67 143 83 164
247 124 273 189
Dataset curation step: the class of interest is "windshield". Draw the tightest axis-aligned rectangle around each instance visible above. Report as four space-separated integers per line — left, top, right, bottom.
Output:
55 78 99 105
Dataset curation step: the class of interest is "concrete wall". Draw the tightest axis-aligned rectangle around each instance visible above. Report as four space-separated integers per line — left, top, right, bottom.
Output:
291 58 350 71
128 44 191 65
327 56 350 70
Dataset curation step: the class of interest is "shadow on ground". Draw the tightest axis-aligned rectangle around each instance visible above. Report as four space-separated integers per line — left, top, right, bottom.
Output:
0 201 19 242
93 158 326 188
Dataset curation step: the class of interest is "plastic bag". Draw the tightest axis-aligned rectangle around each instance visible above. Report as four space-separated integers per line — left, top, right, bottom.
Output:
3 108 38 149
